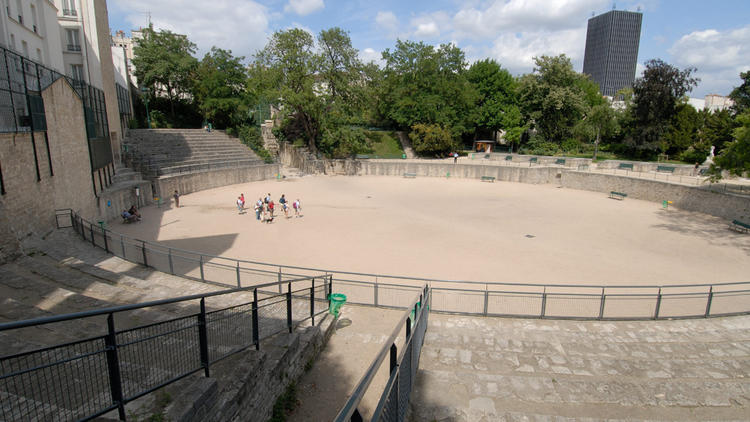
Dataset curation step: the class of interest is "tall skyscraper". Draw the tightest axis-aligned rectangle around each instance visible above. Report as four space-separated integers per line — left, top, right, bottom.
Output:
582 10 642 97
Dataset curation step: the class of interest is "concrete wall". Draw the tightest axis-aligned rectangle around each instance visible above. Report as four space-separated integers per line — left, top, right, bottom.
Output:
561 171 750 221
98 181 154 224
0 78 97 261
154 164 280 202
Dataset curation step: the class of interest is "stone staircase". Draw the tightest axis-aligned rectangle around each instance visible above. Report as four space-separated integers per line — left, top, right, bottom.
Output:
123 129 265 178
412 313 750 421
0 228 323 421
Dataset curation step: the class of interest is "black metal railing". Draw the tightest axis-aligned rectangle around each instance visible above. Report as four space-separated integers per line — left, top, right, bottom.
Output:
66 44 81 52
55 208 750 320
335 286 430 422
0 273 332 421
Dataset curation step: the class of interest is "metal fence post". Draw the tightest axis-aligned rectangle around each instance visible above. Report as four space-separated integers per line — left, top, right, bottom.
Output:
287 282 292 333
483 284 489 316
705 286 714 318
374 276 378 306
541 287 547 318
199 255 205 281
168 248 174 274
389 342 399 421
198 298 210 377
252 288 260 350
79 216 86 241
141 241 148 267
310 278 316 326
90 223 95 247
103 229 109 254
278 267 283 293
654 288 662 319
120 234 125 259
598 288 606 320
236 261 241 288
104 314 126 421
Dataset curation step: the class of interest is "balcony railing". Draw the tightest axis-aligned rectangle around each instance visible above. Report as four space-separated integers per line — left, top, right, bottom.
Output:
67 44 81 52
62 9 77 16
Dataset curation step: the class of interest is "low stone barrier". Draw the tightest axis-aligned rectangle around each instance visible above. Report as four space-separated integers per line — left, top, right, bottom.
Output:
155 164 280 202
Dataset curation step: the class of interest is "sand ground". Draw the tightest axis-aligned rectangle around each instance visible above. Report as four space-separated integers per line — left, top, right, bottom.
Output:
117 175 750 287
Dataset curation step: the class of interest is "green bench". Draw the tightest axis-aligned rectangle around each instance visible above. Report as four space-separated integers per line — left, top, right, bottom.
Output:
730 219 750 233
481 176 495 183
618 163 634 171
355 154 370 159
699 168 709 176
609 191 627 200
403 172 417 178
505 155 513 161
555 158 566 165
529 157 538 164
656 165 676 173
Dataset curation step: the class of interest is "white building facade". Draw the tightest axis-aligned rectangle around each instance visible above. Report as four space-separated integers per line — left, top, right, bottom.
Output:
0 0 64 71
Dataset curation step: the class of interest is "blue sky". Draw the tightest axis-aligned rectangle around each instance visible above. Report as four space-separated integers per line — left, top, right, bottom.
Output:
108 0 750 98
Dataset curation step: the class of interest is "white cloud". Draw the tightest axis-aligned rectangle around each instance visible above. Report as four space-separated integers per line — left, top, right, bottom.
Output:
453 0 609 40
410 12 451 40
375 11 399 38
484 27 587 74
284 0 325 16
114 0 270 59
669 25 750 96
360 47 383 65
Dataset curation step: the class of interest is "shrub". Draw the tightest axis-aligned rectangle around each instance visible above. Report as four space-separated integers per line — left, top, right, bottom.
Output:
234 125 274 164
409 124 456 157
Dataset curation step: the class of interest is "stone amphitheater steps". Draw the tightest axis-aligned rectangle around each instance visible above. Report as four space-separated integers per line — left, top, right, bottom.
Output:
411 314 750 421
123 129 265 177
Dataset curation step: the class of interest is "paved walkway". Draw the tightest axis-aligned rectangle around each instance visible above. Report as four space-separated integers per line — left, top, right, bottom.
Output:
411 313 750 421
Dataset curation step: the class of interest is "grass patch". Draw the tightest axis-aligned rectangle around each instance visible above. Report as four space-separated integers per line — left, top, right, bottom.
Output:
364 130 404 158
270 382 298 422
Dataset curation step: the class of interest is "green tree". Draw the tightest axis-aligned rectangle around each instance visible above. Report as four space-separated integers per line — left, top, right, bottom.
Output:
194 47 248 129
518 55 590 145
663 103 701 157
254 28 322 152
729 71 750 115
466 59 523 147
711 111 750 178
379 40 476 142
574 103 619 160
624 59 698 157
409 123 456 156
132 26 198 119
703 109 737 154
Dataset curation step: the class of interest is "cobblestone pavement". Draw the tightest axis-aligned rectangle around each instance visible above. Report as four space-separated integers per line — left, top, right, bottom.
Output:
411 313 750 421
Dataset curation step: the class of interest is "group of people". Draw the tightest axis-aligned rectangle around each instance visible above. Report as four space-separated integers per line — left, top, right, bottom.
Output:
121 205 141 223
236 192 301 222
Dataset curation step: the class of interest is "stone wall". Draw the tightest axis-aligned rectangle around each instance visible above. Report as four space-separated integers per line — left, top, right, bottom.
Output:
561 171 750 221
98 182 154 224
0 78 98 262
163 314 337 422
154 164 280 201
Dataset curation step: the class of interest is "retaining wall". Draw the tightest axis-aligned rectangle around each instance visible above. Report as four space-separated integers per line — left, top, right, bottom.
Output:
154 164 280 202
561 171 750 221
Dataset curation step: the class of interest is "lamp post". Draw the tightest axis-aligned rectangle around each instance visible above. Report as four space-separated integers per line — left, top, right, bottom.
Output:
140 86 151 129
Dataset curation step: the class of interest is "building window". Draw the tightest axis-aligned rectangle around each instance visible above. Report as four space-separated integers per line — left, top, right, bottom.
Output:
66 28 81 52
30 4 37 33
15 0 22 23
71 64 84 81
63 0 77 16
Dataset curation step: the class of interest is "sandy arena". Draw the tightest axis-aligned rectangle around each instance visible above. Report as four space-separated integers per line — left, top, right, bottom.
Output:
113 175 750 287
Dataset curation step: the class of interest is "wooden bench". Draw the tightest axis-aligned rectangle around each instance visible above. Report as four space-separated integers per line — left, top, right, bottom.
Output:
656 165 676 173
618 163 634 171
555 158 566 165
609 191 627 200
481 176 495 183
505 155 513 161
403 172 417 178
730 220 750 233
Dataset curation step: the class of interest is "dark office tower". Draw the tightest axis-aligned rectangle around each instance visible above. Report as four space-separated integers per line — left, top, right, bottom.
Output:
583 10 642 97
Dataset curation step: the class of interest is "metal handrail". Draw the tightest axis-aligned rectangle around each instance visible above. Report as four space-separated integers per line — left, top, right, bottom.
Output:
334 286 428 422
58 208 750 291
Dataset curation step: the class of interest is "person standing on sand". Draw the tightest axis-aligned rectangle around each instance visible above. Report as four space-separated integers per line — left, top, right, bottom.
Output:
279 194 289 218
237 196 244 213
255 198 262 220
268 199 275 219
293 199 301 217
173 190 180 208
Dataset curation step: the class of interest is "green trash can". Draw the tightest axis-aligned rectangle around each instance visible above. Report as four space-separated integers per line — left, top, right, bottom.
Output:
329 293 347 316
